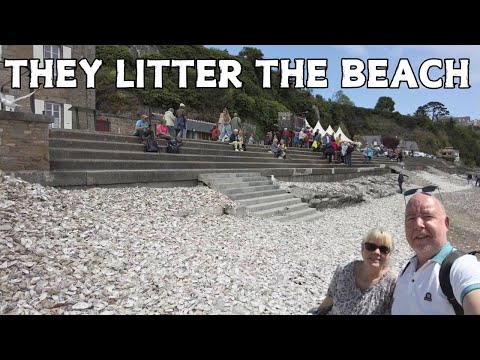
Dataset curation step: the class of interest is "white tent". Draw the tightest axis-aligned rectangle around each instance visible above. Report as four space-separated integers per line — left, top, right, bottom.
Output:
325 125 335 135
313 121 325 136
335 126 353 143
304 118 313 129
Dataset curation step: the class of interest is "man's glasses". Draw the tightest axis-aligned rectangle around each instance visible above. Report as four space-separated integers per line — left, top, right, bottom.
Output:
363 242 390 254
403 185 442 204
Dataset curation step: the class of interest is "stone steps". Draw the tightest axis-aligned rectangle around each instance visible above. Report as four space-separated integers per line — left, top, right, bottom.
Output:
50 147 369 166
40 129 391 187
49 138 393 165
198 173 320 222
49 129 390 162
50 158 380 171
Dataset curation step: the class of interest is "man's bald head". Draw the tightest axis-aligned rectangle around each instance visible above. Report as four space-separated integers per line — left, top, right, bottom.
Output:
405 193 450 264
406 193 446 218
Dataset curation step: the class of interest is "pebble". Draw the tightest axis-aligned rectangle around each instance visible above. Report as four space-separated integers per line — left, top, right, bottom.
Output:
0 169 476 314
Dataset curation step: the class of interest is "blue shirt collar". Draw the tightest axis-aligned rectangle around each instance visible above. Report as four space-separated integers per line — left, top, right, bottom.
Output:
431 242 454 264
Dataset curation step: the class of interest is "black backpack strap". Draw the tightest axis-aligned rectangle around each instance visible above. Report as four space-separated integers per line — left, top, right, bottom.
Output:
439 250 466 315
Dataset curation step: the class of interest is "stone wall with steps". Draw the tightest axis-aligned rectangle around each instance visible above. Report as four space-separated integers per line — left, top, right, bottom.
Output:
198 173 322 223
12 128 454 189
13 129 392 187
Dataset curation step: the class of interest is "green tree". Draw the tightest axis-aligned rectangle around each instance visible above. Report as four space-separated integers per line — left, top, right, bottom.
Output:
238 47 264 67
421 101 450 121
331 90 355 106
414 105 429 119
374 96 395 112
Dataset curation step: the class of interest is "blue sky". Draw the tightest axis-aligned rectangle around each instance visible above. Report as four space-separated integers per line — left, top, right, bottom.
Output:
205 45 480 120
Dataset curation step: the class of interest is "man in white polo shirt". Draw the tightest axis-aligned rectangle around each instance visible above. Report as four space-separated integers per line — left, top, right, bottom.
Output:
392 193 480 315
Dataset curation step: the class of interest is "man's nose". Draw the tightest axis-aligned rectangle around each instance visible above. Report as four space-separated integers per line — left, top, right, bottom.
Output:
414 217 425 228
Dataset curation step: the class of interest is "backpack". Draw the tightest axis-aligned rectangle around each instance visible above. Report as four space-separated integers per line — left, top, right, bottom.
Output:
166 139 180 154
439 250 479 315
143 135 159 153
401 249 479 315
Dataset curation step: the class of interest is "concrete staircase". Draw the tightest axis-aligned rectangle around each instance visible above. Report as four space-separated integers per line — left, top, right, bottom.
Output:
198 173 321 222
15 129 392 187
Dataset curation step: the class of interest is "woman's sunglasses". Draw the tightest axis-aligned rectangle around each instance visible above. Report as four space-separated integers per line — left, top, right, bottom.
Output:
403 185 442 204
364 242 390 254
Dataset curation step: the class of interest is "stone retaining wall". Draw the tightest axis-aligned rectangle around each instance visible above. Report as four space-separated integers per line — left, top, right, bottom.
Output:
0 111 53 171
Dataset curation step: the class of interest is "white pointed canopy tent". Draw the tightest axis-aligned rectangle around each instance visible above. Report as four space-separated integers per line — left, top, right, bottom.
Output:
325 125 335 135
313 121 325 136
304 118 313 129
334 126 353 143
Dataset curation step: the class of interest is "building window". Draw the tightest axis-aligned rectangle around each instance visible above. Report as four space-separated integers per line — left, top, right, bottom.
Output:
44 45 61 59
45 102 61 128
44 45 62 77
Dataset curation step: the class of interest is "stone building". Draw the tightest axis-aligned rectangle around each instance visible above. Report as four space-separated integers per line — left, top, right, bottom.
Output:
0 45 96 130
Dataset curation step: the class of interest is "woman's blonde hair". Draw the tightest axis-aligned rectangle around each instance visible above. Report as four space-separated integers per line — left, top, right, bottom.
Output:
362 228 394 252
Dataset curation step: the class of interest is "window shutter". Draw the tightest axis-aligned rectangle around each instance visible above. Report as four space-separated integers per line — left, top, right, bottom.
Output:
62 46 71 59
33 45 44 63
63 103 73 129
34 99 45 115
33 45 53 85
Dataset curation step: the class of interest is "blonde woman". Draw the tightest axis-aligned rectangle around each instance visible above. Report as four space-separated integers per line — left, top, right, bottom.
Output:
218 109 232 142
313 228 397 315
218 109 226 136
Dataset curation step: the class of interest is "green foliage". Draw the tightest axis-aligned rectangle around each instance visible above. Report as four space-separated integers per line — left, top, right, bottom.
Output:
238 47 264 66
421 101 450 121
331 90 355 106
232 92 256 114
436 120 480 166
96 45 135 68
414 105 428 119
374 96 395 112
412 129 448 155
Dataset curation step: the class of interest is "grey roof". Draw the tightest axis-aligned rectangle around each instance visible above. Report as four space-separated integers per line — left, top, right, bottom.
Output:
187 119 215 133
398 140 419 151
361 135 382 145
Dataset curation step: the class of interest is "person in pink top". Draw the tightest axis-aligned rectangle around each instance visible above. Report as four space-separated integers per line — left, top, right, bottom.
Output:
156 119 172 140
305 130 311 149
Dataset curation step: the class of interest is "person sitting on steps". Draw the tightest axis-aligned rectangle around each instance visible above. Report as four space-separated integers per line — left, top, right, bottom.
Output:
229 129 244 151
156 119 172 141
133 114 150 138
271 138 285 159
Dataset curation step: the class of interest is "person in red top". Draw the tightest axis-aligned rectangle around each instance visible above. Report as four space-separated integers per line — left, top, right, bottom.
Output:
331 140 340 163
156 120 172 140
281 128 290 148
305 130 312 149
211 125 220 141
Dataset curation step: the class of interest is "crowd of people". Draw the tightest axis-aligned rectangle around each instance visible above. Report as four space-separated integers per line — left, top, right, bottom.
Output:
132 103 191 153
133 103 188 141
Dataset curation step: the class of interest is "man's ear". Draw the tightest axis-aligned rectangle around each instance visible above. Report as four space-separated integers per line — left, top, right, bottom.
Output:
445 216 450 230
